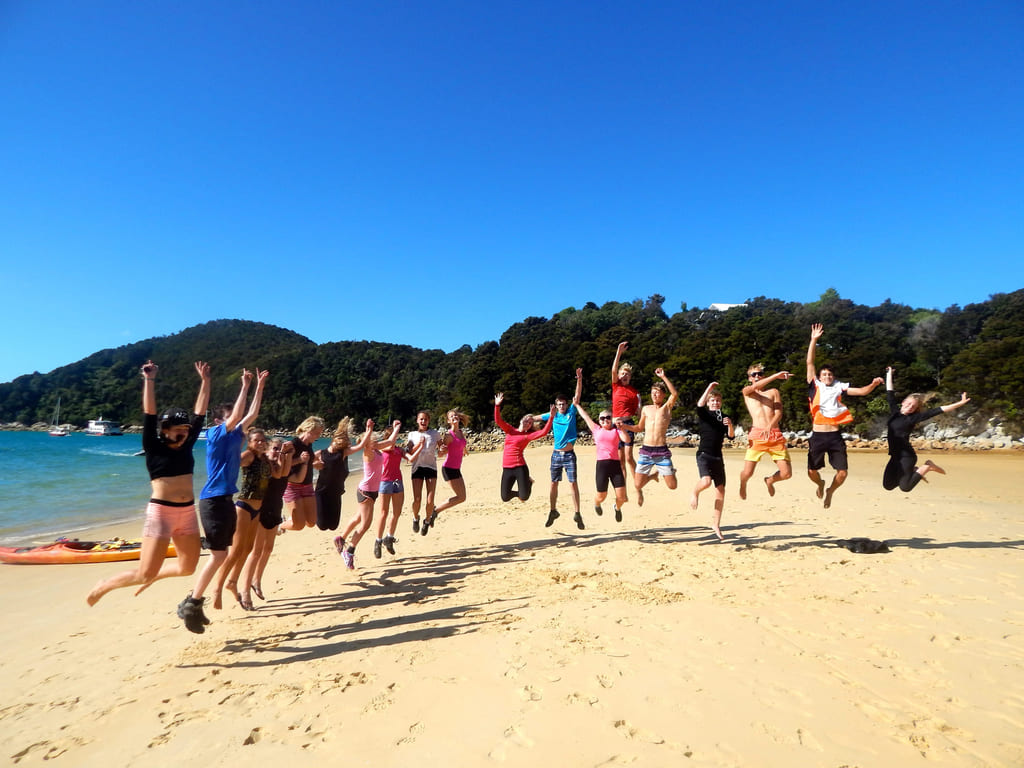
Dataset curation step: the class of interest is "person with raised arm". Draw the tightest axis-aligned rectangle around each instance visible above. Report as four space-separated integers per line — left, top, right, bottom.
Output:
573 389 631 524
494 393 555 521
537 369 584 529
805 324 884 507
883 367 969 492
689 382 735 541
611 341 642 479
87 360 210 608
738 364 793 500
619 368 679 507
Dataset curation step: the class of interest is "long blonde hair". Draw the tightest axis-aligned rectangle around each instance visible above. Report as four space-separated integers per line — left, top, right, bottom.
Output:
296 416 325 436
447 409 471 428
330 417 353 449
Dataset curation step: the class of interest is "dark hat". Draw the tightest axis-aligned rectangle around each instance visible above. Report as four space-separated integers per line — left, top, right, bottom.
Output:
159 407 191 427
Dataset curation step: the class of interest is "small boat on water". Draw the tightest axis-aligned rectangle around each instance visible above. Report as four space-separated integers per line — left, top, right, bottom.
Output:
0 538 177 565
48 397 70 437
85 417 123 436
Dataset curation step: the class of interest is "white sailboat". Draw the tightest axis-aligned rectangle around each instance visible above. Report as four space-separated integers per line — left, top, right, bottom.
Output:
48 398 70 436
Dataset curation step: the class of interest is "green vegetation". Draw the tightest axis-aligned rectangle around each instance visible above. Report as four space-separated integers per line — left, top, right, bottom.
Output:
2 290 1022 435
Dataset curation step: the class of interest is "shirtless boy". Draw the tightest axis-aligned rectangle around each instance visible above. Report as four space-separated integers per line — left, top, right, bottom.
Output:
738 364 793 500
620 368 678 506
805 324 883 508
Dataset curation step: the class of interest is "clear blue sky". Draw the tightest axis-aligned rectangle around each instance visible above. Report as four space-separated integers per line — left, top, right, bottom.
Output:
2 1 1022 383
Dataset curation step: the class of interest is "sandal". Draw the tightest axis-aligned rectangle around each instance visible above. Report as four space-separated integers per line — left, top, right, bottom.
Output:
251 584 265 601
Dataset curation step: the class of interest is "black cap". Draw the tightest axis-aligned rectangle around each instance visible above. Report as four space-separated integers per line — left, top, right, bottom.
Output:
159 407 191 427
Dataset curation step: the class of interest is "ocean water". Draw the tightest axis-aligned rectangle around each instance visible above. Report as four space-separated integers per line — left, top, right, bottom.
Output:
0 431 333 546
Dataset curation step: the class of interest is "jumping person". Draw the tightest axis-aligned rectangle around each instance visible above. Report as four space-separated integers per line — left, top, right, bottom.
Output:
87 360 210 607
407 411 440 536
179 368 268 632
336 420 400 569
537 369 584 529
619 368 679 506
738 364 793 500
689 382 735 541
432 409 471 523
494 393 555 517
611 341 642 479
373 432 420 558
573 396 631 523
281 416 326 530
239 438 293 608
805 324 883 508
883 367 969 492
315 417 368 532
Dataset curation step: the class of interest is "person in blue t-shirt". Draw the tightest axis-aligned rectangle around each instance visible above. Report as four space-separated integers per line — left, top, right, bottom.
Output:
537 368 584 530
178 368 269 634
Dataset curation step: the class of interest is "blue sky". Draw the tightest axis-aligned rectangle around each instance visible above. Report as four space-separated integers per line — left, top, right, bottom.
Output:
2 1 1022 383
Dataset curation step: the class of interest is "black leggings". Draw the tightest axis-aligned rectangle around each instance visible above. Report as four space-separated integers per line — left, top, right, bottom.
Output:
883 452 923 493
500 466 532 502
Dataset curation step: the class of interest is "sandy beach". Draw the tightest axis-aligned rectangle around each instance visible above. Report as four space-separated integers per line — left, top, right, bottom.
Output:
1 445 1022 767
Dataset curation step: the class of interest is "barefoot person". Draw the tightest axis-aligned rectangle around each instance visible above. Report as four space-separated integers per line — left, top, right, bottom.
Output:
805 324 883 508
407 411 441 536
883 367 969 492
738 364 793 500
87 360 210 607
573 396 631 524
239 438 293 608
281 416 326 530
689 382 735 541
178 368 268 633
620 368 679 507
336 420 400 570
494 393 555 518
611 341 642 478
537 369 584 529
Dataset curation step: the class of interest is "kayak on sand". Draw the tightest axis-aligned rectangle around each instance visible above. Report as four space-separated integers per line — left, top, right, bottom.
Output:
0 538 178 565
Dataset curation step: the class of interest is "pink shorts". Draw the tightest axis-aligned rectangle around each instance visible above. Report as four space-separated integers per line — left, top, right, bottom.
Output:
142 499 199 539
283 482 315 503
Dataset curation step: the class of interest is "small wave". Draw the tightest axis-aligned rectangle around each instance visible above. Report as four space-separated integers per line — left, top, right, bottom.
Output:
80 448 140 458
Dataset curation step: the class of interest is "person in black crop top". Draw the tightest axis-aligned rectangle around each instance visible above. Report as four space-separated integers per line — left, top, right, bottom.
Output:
883 367 970 492
87 360 211 614
688 382 735 541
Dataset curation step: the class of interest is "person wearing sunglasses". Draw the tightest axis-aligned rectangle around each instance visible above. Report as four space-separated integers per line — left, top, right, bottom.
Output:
738 364 793 500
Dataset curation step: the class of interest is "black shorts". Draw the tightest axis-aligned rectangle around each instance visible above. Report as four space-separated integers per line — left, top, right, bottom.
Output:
199 494 237 551
442 466 463 481
595 459 625 492
356 489 379 503
696 452 727 488
411 466 438 481
808 431 849 471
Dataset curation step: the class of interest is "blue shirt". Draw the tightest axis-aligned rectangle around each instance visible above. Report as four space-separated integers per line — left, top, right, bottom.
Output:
200 422 245 499
541 404 579 450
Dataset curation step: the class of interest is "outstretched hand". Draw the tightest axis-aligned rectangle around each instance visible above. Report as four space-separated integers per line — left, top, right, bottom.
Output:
256 368 270 385
494 392 504 406
241 368 253 385
194 361 210 380
810 323 824 341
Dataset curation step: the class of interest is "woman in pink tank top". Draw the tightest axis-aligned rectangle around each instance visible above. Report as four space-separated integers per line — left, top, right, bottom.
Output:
575 399 631 523
433 409 472 523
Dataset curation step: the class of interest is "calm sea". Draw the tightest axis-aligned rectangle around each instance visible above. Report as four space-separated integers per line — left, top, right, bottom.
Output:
0 431 333 546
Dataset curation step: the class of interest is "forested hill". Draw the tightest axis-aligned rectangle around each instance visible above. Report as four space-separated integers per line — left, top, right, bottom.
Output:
2 290 1022 436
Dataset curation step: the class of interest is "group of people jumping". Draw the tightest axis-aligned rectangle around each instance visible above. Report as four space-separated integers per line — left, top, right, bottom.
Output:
85 325 970 634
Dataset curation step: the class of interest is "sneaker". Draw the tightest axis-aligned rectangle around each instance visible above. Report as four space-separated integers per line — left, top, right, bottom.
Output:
573 512 585 530
333 535 345 554
614 506 623 523
594 504 603 516
342 548 355 570
178 595 209 634
545 509 560 528
383 535 396 555
412 518 420 534
373 539 383 559
421 516 432 536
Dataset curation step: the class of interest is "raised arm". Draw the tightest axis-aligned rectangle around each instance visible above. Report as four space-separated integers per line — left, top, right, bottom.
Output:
806 324 823 383
493 393 516 434
697 381 718 408
376 420 403 452
848 376 884 397
573 367 583 405
941 392 971 413
574 399 598 431
348 419 375 455
239 368 269 431
742 371 792 397
141 360 158 416
655 368 678 409
612 341 628 387
886 366 895 392
272 441 294 479
223 369 253 432
193 361 211 416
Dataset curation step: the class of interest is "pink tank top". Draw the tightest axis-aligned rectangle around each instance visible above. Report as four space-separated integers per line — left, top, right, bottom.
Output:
594 427 620 461
382 446 404 482
443 431 466 470
358 449 384 493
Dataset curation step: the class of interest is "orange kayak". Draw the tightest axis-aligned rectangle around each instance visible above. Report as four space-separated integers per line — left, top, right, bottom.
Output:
0 538 178 565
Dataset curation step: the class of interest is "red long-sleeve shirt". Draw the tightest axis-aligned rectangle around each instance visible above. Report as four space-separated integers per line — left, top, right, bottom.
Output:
494 404 552 468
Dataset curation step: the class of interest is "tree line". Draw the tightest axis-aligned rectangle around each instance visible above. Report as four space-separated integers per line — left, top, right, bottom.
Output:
2 290 1021 436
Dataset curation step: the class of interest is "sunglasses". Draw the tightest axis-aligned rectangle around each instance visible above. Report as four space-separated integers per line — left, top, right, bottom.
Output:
749 371 764 379
598 415 612 421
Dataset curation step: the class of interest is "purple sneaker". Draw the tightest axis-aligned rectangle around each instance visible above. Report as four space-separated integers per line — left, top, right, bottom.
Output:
342 548 355 570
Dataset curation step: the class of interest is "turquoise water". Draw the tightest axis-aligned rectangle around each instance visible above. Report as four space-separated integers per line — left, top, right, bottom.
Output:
0 431 333 545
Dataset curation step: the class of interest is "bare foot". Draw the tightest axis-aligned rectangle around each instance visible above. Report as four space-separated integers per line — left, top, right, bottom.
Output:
637 488 645 507
925 459 946 475
823 488 834 509
134 580 155 597
739 480 747 500
689 493 699 510
86 586 107 606
712 524 724 542
764 476 776 497
213 590 224 610
813 478 825 499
